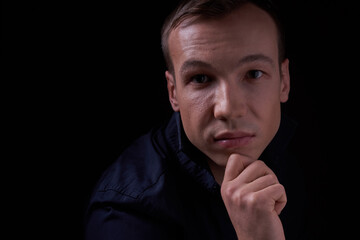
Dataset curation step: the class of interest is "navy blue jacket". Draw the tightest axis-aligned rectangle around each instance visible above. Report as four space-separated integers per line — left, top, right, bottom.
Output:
84 112 307 239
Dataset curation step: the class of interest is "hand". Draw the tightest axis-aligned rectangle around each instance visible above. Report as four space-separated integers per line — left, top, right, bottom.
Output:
220 154 287 240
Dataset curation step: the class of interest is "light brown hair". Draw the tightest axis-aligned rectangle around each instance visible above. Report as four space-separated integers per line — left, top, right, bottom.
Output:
161 0 285 74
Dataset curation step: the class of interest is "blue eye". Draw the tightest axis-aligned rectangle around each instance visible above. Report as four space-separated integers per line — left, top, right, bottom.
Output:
191 74 211 84
247 70 263 79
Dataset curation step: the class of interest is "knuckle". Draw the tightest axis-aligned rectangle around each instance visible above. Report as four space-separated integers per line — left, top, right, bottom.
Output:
233 192 247 209
241 193 264 211
280 185 287 198
276 183 286 192
246 192 262 205
221 185 248 206
254 160 266 168
267 174 278 183
221 184 236 199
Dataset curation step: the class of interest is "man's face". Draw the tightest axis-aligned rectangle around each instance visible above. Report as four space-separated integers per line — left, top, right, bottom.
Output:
166 4 290 168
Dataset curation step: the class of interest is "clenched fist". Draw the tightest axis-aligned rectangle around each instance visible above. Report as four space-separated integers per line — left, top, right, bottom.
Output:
220 154 287 240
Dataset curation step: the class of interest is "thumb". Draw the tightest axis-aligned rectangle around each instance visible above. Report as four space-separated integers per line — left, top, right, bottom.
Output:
223 153 254 183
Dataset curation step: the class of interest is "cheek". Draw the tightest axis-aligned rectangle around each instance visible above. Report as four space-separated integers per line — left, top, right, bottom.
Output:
177 89 214 137
254 87 282 139
252 83 282 110
178 88 213 116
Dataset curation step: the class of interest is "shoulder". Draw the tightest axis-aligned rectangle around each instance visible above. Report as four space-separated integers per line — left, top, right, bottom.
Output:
84 122 186 239
90 127 172 202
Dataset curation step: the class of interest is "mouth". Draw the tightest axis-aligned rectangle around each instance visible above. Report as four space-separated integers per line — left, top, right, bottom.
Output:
213 131 255 149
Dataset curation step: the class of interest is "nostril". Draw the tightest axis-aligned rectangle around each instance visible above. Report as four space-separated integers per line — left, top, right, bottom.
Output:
213 98 247 121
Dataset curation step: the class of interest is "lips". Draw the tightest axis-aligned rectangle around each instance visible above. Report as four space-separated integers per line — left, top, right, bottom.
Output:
214 131 255 149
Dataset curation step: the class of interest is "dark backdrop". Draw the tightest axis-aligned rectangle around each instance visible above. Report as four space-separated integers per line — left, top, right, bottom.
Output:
3 0 356 239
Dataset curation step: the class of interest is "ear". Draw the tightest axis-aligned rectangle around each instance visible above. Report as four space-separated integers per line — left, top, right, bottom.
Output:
279 58 290 103
165 71 180 112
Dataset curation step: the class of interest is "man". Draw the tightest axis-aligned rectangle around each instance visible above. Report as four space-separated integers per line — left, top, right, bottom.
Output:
84 0 307 239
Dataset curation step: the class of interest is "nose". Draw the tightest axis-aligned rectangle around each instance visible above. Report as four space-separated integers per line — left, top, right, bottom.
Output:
213 82 247 121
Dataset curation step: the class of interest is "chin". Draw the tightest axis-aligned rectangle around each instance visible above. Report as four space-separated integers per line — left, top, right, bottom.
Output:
209 148 262 167
205 152 227 168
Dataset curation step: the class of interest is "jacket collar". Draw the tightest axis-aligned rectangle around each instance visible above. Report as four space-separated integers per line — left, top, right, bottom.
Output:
165 112 297 191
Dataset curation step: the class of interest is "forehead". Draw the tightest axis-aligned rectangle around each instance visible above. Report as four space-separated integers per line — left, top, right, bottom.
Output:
168 3 279 71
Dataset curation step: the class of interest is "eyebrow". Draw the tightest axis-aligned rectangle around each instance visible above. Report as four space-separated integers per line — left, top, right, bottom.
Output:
179 54 275 75
239 54 275 68
180 60 213 75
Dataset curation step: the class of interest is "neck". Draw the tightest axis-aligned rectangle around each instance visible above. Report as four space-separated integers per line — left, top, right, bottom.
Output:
207 159 225 185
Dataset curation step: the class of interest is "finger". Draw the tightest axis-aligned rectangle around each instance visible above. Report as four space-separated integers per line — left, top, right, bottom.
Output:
243 174 278 193
259 184 287 215
223 154 254 183
239 160 278 184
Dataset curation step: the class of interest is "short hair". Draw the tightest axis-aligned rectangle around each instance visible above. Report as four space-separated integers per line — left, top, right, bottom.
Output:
161 0 285 74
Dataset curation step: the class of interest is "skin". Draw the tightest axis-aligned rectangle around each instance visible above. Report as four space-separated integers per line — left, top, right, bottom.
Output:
166 3 290 240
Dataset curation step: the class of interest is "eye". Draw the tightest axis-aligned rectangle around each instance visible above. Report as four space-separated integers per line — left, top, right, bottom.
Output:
190 74 212 84
246 70 263 79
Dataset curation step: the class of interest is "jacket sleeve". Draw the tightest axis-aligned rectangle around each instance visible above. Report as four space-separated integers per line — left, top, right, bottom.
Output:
84 204 181 240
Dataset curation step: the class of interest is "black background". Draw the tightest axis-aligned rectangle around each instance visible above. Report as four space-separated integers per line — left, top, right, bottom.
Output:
3 0 357 239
